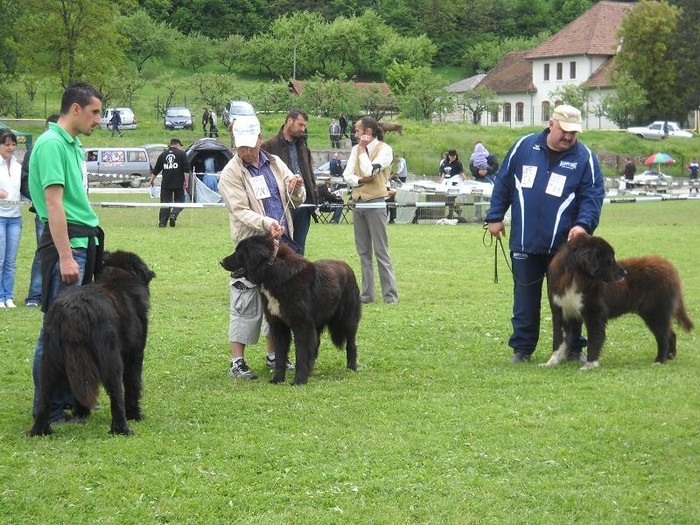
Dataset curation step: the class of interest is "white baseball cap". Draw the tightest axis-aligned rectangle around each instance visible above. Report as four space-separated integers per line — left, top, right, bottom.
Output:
233 115 261 148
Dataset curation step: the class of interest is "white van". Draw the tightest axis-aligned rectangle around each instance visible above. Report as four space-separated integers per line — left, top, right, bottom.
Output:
85 147 151 188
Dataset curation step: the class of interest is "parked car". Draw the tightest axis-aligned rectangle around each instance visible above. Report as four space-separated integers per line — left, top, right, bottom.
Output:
222 100 256 127
625 121 693 140
164 106 194 130
85 147 151 188
100 108 137 130
626 170 672 192
313 158 348 186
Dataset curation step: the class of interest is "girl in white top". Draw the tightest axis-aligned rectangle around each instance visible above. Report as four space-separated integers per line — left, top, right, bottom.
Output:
0 130 23 308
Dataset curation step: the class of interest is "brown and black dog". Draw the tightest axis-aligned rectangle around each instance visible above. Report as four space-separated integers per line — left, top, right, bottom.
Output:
544 235 693 370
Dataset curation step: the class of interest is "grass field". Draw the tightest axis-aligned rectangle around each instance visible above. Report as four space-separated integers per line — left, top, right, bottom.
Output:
1 196 699 524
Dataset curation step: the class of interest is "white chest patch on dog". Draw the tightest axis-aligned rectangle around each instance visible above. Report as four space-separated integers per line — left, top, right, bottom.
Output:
552 284 583 320
260 286 282 318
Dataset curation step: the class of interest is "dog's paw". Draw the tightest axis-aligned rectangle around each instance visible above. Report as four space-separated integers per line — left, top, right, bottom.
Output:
110 425 133 436
269 375 286 384
27 426 52 437
126 410 145 421
579 360 599 371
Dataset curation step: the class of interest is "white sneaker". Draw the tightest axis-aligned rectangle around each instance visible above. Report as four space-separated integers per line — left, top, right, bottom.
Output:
4 299 16 308
0 302 5 309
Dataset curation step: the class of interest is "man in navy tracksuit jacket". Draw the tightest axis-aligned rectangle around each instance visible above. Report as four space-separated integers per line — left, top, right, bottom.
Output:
485 105 605 363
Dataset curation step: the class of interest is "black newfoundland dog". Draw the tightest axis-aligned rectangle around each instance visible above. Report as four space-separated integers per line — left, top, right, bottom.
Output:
221 235 361 385
28 251 155 436
544 235 693 370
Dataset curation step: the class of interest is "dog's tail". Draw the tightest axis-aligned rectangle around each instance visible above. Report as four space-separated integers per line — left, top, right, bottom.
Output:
675 296 694 332
50 309 101 408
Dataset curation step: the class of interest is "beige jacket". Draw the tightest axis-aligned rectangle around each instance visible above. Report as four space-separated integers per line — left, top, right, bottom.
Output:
219 152 306 246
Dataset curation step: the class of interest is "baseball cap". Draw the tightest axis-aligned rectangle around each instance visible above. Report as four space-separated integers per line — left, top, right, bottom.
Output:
551 104 583 133
233 115 261 148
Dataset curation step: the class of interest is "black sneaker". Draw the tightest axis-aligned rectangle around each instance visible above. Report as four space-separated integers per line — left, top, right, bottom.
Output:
228 359 258 380
511 352 532 363
265 355 295 370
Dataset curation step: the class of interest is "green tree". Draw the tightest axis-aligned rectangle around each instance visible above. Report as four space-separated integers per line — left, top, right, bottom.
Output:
616 0 681 122
463 32 550 73
117 9 176 74
596 72 648 128
15 0 127 87
400 67 448 120
549 84 590 116
377 34 437 70
170 0 266 39
97 70 146 110
248 81 294 114
297 76 360 118
455 88 498 124
385 61 422 97
670 0 700 119
173 32 214 73
192 72 238 115
359 85 399 121
0 0 20 81
213 34 247 73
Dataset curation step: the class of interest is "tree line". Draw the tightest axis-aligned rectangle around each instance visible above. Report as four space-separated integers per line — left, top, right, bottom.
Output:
0 0 697 126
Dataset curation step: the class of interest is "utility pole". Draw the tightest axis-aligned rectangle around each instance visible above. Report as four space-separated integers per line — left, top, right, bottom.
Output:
293 35 298 80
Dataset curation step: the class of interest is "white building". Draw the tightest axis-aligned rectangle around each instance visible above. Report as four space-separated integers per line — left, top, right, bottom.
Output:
464 1 636 130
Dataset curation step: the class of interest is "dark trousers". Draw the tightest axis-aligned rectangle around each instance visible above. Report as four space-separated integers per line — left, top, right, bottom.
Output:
159 187 185 226
509 251 584 355
292 206 313 255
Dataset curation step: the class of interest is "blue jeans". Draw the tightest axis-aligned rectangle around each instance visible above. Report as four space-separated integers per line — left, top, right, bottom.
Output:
509 251 584 355
0 215 22 302
32 248 87 420
292 206 313 255
25 215 43 304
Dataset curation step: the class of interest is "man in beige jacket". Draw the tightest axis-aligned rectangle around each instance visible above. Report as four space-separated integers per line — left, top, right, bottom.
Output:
218 115 305 379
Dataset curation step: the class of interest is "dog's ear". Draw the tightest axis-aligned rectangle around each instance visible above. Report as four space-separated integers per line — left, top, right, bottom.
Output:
571 244 599 277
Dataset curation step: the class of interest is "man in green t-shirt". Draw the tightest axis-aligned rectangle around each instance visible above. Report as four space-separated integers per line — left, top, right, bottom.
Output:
29 82 104 424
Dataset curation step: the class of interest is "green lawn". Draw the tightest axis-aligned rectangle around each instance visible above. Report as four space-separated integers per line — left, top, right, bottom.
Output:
1 197 698 524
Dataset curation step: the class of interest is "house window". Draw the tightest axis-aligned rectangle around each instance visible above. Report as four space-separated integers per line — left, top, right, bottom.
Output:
556 63 563 80
544 64 550 81
542 101 551 122
503 103 511 122
491 108 499 123
515 102 524 122
569 61 576 79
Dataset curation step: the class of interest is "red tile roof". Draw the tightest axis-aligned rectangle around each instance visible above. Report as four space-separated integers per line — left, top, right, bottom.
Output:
477 52 536 94
525 1 636 59
586 57 617 88
288 79 392 96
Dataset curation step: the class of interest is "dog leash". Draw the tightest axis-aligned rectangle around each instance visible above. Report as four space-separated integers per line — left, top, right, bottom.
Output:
483 228 546 286
482 228 507 284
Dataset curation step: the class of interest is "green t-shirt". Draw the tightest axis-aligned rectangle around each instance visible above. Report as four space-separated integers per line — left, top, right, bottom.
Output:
29 122 99 249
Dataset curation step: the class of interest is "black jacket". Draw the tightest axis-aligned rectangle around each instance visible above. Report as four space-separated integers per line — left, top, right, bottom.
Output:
262 129 318 205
